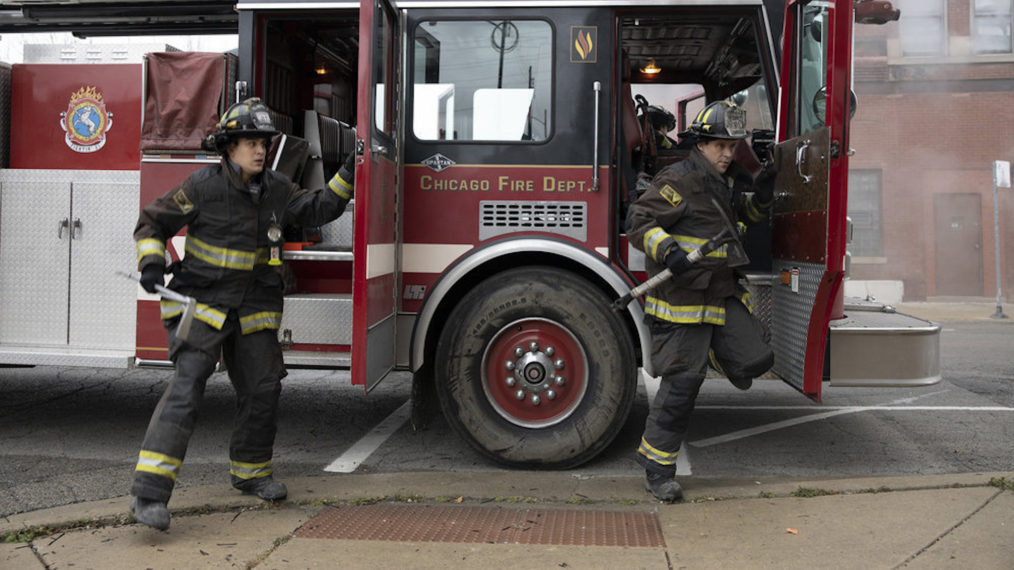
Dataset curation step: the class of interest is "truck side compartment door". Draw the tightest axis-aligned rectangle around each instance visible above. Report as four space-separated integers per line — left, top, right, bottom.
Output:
352 0 401 390
770 0 854 399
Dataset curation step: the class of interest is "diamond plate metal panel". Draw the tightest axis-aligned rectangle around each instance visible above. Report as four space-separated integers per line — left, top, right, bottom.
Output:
295 504 665 548
0 170 139 351
770 261 823 391
280 294 352 345
319 199 354 248
0 175 72 345
69 177 140 350
479 201 587 241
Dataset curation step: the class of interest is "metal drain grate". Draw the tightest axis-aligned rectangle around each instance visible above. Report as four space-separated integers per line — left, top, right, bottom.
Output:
295 504 665 547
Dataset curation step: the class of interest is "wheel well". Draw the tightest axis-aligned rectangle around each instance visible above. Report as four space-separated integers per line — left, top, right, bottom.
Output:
417 250 643 377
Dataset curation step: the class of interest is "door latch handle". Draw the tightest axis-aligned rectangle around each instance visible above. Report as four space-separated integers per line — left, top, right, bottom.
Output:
72 218 82 239
795 139 813 184
58 218 69 239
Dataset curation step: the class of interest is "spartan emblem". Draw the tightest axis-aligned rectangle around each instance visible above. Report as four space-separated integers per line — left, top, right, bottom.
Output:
423 153 455 173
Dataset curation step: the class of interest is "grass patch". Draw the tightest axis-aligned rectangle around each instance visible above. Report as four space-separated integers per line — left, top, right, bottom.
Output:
989 477 1014 491
790 487 838 498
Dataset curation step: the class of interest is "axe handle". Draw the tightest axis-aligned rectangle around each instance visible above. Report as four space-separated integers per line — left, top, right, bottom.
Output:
153 283 193 305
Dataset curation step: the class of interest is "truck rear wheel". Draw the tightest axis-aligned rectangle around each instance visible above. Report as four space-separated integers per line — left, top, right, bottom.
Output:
435 266 636 468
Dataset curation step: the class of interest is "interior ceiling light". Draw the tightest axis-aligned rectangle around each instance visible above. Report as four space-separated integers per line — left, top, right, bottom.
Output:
315 66 327 75
640 59 661 75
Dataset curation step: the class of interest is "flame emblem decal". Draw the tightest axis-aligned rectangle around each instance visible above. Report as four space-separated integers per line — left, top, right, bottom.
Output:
575 31 593 60
570 27 597 63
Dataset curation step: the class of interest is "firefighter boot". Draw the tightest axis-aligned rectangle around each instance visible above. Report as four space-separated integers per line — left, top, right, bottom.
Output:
645 471 684 502
234 476 287 501
131 497 170 530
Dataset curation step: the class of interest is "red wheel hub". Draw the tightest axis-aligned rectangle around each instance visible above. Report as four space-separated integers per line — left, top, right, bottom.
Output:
481 318 588 428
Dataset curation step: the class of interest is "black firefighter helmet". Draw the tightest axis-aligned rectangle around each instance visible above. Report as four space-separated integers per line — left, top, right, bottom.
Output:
681 100 749 141
203 97 279 154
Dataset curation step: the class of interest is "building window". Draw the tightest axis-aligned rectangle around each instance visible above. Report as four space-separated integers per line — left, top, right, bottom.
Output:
973 0 1013 54
898 0 947 57
411 19 553 142
848 170 883 257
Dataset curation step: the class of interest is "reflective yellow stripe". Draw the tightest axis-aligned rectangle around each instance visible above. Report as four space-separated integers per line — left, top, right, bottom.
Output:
136 450 182 481
638 437 679 465
328 173 353 200
230 459 272 480
184 235 257 270
672 234 727 258
136 238 166 264
160 300 228 330
645 297 726 325
255 248 271 265
644 227 676 263
239 311 282 334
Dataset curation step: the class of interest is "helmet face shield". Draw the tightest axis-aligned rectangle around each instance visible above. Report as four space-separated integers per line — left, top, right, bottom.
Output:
722 106 748 138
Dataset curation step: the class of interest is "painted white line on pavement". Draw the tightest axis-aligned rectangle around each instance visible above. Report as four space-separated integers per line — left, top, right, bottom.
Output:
689 390 1014 448
324 399 411 473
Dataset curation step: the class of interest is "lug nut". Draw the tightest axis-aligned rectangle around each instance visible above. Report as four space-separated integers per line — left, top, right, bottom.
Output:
545 346 555 357
506 377 516 387
546 389 556 400
505 361 515 371
529 341 539 352
515 390 525 400
555 376 565 386
514 347 524 358
554 359 565 369
530 394 541 406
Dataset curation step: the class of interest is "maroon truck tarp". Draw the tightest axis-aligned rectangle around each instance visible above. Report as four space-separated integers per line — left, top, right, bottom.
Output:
141 51 235 152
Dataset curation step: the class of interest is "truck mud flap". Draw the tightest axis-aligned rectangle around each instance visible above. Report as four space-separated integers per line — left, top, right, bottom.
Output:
827 298 941 387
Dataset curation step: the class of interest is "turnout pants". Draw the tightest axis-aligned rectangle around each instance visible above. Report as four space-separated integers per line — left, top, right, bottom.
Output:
637 298 773 476
131 312 286 502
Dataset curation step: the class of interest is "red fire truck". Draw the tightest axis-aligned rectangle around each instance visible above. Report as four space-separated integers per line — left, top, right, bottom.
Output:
0 0 938 468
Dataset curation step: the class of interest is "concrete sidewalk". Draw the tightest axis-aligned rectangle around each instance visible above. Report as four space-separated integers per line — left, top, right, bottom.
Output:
3 471 1012 569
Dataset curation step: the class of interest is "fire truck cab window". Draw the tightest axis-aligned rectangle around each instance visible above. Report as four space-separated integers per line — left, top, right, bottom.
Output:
412 19 552 142
796 3 830 135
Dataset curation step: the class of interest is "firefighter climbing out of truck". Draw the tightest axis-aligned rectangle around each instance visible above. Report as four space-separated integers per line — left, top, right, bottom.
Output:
129 98 356 530
627 100 774 502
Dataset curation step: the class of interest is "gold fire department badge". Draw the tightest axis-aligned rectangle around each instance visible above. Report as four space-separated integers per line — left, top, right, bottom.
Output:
60 86 113 153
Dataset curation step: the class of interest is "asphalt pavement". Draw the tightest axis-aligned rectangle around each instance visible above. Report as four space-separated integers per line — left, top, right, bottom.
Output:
1 300 1010 569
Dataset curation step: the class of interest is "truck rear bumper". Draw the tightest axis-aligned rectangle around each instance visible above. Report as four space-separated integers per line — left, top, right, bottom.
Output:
828 298 941 387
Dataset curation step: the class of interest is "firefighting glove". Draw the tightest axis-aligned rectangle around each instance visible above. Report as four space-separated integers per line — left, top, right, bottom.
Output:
139 264 163 294
664 247 693 276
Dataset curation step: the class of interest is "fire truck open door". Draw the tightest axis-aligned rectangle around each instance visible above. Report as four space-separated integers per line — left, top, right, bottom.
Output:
352 0 401 390
770 0 854 400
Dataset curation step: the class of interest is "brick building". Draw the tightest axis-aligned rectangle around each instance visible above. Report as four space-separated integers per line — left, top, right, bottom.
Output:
848 0 1013 301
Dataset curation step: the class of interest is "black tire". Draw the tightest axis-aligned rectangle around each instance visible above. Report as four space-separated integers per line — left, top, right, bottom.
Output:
435 266 637 468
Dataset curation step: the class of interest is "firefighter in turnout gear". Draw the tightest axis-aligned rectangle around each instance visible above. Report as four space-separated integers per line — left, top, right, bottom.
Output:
627 100 774 502
130 98 355 530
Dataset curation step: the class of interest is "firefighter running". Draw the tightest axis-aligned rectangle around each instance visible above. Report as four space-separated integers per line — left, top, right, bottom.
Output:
130 98 355 530
627 100 774 502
